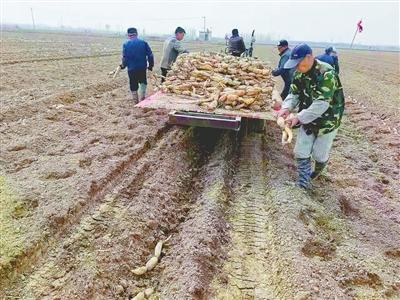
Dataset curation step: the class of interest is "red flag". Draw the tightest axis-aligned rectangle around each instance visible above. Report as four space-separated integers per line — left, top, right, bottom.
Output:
357 20 363 33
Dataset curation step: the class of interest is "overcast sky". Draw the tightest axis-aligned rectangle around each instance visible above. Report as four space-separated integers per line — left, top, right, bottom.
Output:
2 0 399 46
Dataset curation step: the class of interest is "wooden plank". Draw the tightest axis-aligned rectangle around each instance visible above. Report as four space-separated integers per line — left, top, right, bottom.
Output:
136 91 276 121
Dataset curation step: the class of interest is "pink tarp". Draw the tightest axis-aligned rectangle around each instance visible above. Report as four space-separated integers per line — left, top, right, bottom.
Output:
135 91 276 121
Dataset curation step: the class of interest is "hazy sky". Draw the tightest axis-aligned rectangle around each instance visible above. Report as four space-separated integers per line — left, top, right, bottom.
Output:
2 0 399 46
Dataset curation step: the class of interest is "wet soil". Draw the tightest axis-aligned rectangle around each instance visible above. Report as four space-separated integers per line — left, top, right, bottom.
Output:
1 31 399 299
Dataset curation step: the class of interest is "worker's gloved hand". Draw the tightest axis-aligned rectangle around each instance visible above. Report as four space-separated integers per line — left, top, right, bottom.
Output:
148 66 153 71
276 108 290 118
119 64 126 70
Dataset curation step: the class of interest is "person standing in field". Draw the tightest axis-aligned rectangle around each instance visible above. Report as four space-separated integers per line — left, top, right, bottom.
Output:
277 43 345 189
331 48 339 74
228 29 246 57
160 27 189 82
120 27 154 103
317 46 340 74
272 39 295 100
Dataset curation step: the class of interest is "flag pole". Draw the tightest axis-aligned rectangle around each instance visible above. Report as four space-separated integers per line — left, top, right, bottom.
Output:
350 26 358 48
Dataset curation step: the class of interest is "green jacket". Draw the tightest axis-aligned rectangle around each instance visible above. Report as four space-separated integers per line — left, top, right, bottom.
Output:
286 60 345 135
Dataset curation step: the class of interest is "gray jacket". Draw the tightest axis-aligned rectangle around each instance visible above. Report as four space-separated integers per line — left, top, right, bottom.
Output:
160 37 188 70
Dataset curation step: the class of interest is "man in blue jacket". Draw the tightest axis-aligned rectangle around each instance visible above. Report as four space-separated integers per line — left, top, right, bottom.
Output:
317 46 340 74
120 27 154 103
272 40 295 100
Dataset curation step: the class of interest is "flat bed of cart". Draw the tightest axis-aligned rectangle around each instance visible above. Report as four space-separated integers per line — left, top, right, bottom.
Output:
135 91 276 131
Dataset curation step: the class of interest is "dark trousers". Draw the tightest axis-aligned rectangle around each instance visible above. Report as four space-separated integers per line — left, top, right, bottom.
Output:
281 83 290 100
128 69 147 92
161 67 168 83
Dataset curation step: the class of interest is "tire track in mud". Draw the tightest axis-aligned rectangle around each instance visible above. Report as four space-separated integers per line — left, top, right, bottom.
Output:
0 123 173 291
211 134 277 299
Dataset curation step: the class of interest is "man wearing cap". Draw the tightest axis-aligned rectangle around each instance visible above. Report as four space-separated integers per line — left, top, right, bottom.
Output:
228 29 246 57
317 47 340 74
120 27 154 103
277 43 345 189
272 40 295 99
160 27 189 82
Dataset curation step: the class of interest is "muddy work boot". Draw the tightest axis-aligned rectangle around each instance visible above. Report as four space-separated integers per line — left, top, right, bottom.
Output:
138 83 147 102
131 91 139 104
311 161 327 180
296 158 312 189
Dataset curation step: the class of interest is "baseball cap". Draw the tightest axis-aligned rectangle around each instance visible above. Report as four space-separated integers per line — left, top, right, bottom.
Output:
284 43 312 69
277 39 288 47
127 27 138 35
325 46 335 54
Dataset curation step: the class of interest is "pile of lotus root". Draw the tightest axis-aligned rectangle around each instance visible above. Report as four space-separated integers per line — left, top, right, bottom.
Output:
160 52 276 112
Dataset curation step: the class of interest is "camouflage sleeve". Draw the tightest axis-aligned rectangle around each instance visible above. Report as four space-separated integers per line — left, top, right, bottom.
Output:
289 73 301 96
313 70 336 102
298 70 337 124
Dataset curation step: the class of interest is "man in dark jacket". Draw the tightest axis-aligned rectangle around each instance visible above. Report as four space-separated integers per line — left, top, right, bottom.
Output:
120 27 154 103
228 29 246 57
272 40 295 99
317 46 340 74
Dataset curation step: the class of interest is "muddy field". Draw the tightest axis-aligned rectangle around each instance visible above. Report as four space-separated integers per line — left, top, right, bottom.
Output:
1 31 399 299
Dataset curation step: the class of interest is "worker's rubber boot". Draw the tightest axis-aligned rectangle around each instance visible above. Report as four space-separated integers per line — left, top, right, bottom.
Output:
138 84 147 102
131 91 139 104
296 158 312 189
311 161 328 180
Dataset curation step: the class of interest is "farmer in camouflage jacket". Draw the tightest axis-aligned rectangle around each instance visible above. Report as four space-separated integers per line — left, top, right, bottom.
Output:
277 43 345 189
